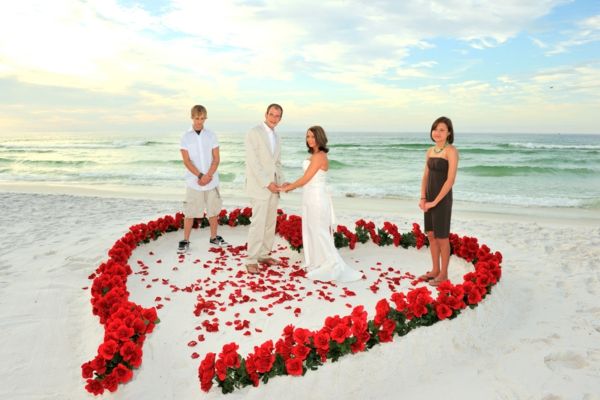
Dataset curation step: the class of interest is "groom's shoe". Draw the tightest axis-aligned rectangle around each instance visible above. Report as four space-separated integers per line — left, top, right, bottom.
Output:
258 257 280 266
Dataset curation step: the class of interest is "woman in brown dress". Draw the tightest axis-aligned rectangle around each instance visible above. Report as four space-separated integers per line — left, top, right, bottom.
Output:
418 116 459 286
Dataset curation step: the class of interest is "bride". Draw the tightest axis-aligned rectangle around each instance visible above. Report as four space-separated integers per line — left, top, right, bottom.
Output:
281 126 362 283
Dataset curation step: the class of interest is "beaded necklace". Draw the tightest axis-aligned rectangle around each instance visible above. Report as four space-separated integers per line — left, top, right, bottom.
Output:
433 142 447 154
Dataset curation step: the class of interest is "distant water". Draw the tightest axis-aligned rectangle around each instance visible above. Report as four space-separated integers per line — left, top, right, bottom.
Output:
1 131 599 209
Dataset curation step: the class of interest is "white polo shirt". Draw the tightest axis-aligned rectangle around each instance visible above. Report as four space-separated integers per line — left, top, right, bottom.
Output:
180 127 220 191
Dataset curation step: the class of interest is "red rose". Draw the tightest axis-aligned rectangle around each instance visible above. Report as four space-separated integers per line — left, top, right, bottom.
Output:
219 342 240 369
293 327 311 345
330 324 350 344
132 318 146 334
91 356 107 375
374 299 391 325
285 358 304 376
351 318 368 338
291 345 311 361
244 354 260 387
377 319 396 343
254 340 275 373
467 289 483 304
120 341 143 367
81 361 94 379
351 338 367 353
113 364 133 383
142 307 158 323
435 303 453 320
391 292 408 312
98 340 118 360
85 379 104 395
350 305 367 319
102 372 119 392
115 324 135 341
313 330 330 351
407 287 433 318
324 315 342 332
215 359 227 381
275 338 292 361
198 353 216 392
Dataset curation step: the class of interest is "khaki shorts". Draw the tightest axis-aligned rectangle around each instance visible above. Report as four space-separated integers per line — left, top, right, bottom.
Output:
183 187 222 218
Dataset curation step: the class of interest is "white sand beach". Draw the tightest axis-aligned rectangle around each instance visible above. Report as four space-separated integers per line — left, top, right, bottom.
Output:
1 186 599 400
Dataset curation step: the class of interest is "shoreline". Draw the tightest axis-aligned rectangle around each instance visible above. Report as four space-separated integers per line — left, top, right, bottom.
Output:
2 181 599 227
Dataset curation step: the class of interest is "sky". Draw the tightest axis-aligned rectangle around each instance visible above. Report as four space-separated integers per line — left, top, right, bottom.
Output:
1 0 599 135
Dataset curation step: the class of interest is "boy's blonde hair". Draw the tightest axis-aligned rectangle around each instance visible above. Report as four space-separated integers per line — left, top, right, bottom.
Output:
191 105 207 117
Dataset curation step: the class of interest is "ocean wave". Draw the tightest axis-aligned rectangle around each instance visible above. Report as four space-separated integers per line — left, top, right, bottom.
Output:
0 147 55 154
503 142 600 150
460 147 520 154
581 198 600 209
218 172 236 182
328 159 349 169
1 159 96 167
457 191 584 208
0 140 169 151
331 143 427 150
461 165 595 177
111 140 167 147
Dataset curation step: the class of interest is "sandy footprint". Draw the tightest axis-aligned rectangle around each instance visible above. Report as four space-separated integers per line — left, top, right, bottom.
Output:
586 278 599 295
541 395 563 400
521 333 560 345
560 261 573 274
544 351 588 371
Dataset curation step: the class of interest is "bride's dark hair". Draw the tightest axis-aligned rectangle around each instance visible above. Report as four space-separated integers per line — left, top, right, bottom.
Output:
306 125 329 153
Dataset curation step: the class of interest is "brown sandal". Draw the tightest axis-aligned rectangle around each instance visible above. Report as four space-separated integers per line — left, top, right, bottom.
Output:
418 271 437 281
429 277 448 287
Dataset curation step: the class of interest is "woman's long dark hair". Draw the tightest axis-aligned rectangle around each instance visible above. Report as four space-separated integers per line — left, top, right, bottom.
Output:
306 125 329 153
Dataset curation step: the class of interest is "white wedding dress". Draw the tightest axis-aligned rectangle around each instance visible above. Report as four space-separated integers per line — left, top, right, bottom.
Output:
301 159 362 282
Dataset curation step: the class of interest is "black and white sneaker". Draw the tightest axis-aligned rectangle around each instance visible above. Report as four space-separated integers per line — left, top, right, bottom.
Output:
177 240 190 254
209 235 228 247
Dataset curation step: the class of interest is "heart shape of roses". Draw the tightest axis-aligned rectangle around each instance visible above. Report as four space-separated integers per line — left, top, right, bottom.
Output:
81 209 502 395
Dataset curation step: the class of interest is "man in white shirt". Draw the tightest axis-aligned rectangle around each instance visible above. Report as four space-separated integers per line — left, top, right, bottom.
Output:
178 105 228 253
244 104 286 273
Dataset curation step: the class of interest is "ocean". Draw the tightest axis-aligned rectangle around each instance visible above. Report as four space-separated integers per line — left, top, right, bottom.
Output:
1 130 599 209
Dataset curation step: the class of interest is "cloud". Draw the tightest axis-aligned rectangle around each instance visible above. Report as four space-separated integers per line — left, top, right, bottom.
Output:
544 13 600 55
530 36 548 48
0 0 597 133
0 0 567 89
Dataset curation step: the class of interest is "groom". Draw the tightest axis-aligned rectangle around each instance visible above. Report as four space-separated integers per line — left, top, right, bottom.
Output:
244 103 285 274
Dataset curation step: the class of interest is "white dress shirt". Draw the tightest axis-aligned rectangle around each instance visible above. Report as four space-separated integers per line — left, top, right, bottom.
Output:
262 122 276 155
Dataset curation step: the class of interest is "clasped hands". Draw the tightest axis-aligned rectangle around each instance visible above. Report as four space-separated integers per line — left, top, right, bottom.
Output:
197 174 213 186
267 182 292 193
418 199 436 212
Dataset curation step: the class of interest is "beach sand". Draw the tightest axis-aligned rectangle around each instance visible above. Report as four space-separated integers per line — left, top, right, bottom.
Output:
1 186 599 400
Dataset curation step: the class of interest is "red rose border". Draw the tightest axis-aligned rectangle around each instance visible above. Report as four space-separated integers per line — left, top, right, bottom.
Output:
82 208 502 395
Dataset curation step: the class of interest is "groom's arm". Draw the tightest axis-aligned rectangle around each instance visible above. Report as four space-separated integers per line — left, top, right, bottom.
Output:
275 139 284 185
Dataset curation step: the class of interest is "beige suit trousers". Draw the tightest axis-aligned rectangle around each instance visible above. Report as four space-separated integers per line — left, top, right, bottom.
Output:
246 193 279 264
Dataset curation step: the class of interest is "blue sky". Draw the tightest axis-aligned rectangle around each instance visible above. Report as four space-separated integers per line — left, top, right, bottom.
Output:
0 0 599 134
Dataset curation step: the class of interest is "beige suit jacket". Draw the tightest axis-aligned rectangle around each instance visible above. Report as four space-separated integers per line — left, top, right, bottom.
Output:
245 124 284 199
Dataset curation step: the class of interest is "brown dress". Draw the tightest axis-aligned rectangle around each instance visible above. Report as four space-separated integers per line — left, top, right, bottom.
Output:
424 157 452 238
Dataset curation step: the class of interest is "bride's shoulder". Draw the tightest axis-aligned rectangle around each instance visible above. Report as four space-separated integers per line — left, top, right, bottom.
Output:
310 152 327 164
